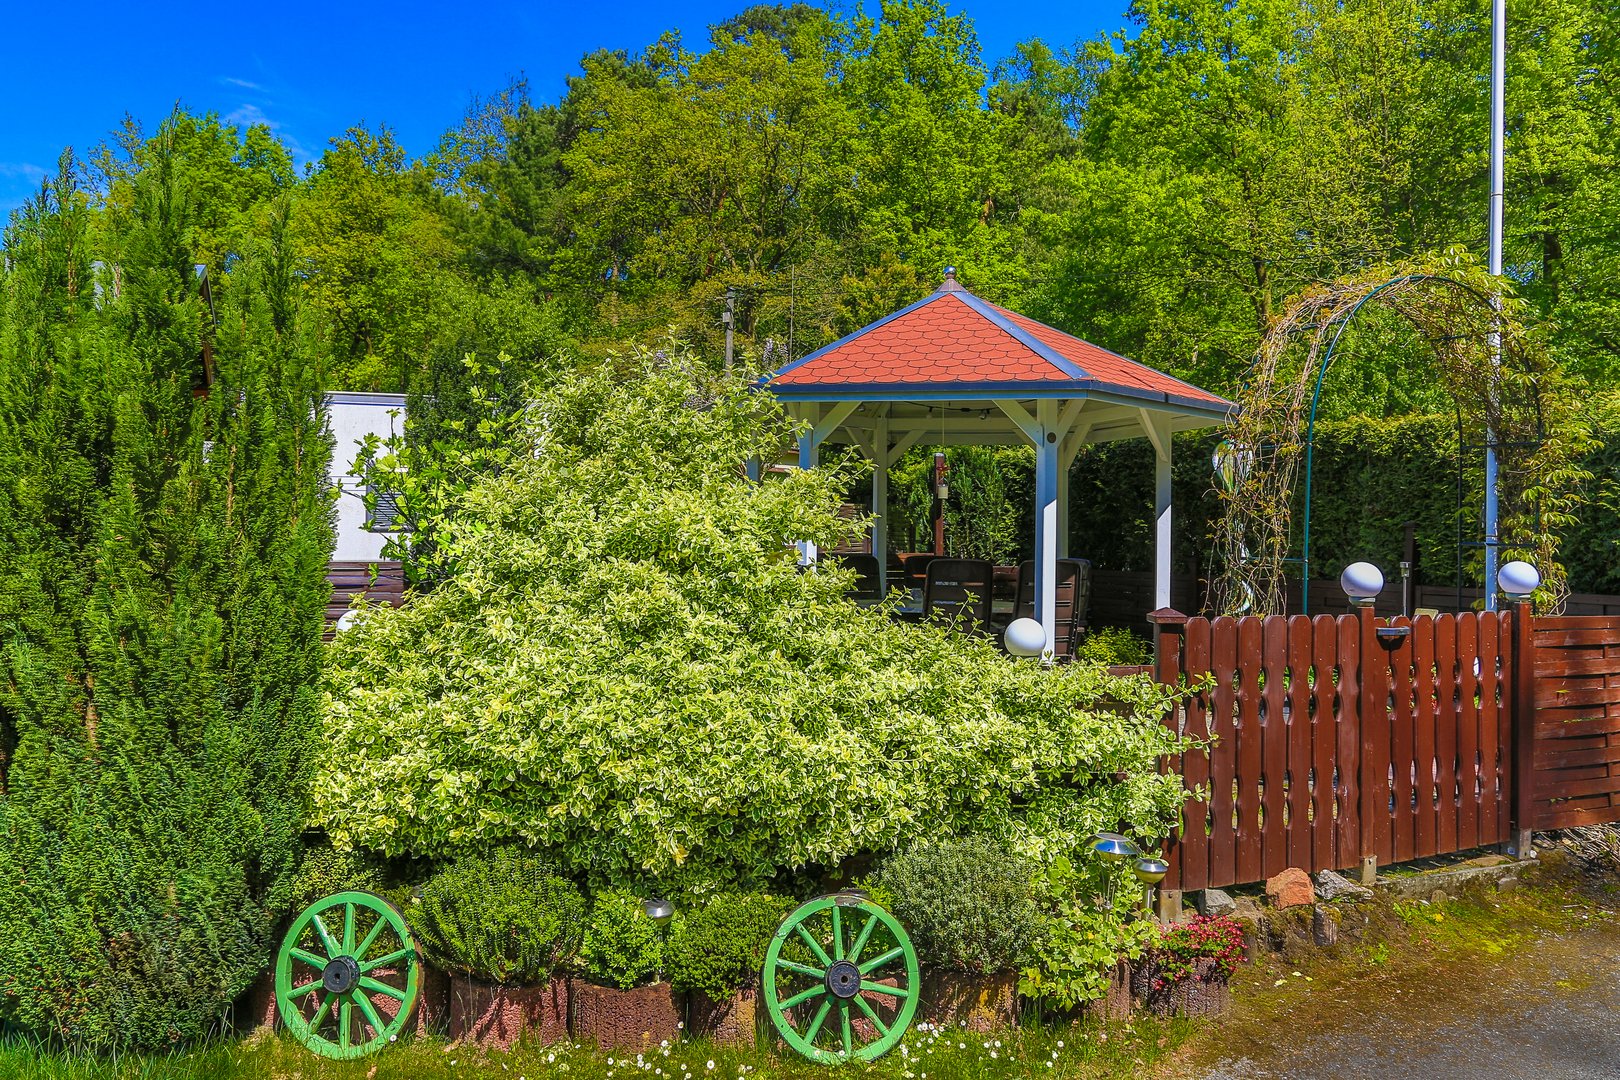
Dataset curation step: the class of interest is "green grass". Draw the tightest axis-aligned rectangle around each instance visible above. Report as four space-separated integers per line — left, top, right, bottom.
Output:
0 1019 1195 1080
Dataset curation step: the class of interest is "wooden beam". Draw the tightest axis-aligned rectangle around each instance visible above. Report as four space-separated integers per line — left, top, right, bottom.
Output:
992 399 1041 443
811 401 860 446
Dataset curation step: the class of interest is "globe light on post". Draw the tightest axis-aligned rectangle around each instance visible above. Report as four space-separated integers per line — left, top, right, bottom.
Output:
1339 561 1384 608
1499 560 1540 602
1003 617 1048 658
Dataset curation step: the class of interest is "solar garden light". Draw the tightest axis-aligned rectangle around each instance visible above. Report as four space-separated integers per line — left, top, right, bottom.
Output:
643 897 675 926
1133 857 1169 912
1499 560 1540 602
1339 561 1384 608
1092 832 1138 909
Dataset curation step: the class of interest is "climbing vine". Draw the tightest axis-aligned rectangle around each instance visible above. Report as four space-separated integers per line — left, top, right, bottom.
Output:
1211 256 1588 615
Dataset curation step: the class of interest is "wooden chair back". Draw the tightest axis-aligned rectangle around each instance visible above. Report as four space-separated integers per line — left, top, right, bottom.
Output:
923 558 994 631
1013 558 1094 658
834 553 884 603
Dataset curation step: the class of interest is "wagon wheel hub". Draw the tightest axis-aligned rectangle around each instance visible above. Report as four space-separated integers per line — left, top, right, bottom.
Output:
321 954 361 995
825 959 861 999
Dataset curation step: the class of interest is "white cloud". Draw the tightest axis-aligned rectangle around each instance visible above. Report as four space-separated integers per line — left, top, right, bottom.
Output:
221 76 266 91
223 104 311 164
0 163 47 182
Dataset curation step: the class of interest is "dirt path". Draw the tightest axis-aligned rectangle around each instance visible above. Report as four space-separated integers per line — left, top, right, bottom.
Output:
1172 899 1620 1079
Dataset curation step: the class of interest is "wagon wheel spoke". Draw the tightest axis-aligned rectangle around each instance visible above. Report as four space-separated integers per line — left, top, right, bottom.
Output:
775 957 825 980
354 990 387 1038
309 992 334 1032
778 984 825 1011
289 947 328 970
858 946 905 975
830 906 844 961
353 917 389 965
803 998 833 1045
848 913 878 964
860 980 911 1000
311 914 342 959
358 946 413 975
840 1000 853 1056
338 998 353 1049
342 903 356 954
358 975 407 1002
853 993 889 1037
287 981 322 1001
794 922 833 968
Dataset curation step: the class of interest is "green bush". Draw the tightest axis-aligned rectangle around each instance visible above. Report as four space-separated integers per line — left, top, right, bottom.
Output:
413 851 585 985
0 146 332 1048
317 353 1190 891
580 891 668 990
667 893 794 998
877 837 1041 975
288 844 387 912
1075 627 1151 667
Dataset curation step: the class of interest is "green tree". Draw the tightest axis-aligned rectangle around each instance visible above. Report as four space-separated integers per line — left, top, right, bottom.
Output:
0 134 332 1049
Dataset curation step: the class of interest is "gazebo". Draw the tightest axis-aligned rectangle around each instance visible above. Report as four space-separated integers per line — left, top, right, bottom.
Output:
763 269 1233 648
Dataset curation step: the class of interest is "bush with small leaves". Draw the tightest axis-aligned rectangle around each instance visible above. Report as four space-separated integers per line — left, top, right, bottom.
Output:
667 893 795 998
878 837 1041 975
414 850 585 985
580 890 669 989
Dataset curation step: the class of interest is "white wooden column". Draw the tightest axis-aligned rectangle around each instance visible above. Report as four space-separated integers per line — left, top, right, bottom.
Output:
1034 399 1061 648
1142 411 1175 610
798 431 820 566
871 414 889 591
795 401 859 567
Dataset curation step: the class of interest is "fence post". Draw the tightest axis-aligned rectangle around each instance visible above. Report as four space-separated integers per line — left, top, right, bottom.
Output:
1509 599 1537 856
1149 607 1189 690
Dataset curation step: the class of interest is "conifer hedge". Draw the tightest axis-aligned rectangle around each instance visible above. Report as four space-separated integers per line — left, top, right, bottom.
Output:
0 145 332 1049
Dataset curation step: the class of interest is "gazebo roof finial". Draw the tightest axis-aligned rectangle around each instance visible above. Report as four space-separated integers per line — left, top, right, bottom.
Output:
940 266 963 293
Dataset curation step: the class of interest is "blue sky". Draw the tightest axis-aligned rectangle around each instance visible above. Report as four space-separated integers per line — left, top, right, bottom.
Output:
0 1 1129 216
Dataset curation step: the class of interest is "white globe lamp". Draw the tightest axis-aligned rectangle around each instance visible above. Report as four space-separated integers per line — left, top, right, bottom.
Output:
1339 562 1384 607
335 609 361 633
1003 618 1048 658
1499 560 1540 601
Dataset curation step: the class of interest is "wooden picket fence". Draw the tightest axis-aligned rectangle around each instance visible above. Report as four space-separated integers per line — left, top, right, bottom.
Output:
1528 616 1620 829
1148 606 1565 891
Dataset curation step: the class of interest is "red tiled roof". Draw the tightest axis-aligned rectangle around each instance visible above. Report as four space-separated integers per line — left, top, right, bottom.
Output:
766 281 1230 412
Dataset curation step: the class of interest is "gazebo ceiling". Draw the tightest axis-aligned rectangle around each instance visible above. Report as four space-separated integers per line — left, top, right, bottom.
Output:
765 270 1233 424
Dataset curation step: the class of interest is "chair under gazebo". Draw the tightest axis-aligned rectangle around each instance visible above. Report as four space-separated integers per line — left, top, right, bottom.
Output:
762 269 1233 653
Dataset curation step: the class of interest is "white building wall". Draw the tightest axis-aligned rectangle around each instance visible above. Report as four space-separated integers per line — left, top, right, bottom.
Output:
324 392 407 562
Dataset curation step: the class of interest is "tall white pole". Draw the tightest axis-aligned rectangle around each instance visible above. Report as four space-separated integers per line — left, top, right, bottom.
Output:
1483 0 1505 611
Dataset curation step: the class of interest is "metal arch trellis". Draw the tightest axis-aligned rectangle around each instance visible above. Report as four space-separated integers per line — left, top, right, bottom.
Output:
1211 263 1578 618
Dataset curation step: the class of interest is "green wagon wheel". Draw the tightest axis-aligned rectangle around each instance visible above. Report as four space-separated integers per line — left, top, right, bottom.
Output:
762 893 919 1064
275 890 420 1060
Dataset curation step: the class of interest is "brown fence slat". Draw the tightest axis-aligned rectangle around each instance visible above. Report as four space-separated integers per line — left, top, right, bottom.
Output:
1455 613 1481 850
1235 618 1266 885
1477 614 1502 843
1411 615 1438 857
1256 617 1289 880
1311 615 1339 872
1207 617 1240 889
1289 615 1315 867
1334 615 1362 867
1434 614 1460 855
1388 617 1417 863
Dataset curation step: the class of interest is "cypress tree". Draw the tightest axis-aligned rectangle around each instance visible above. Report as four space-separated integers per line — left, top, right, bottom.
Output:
0 130 332 1049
